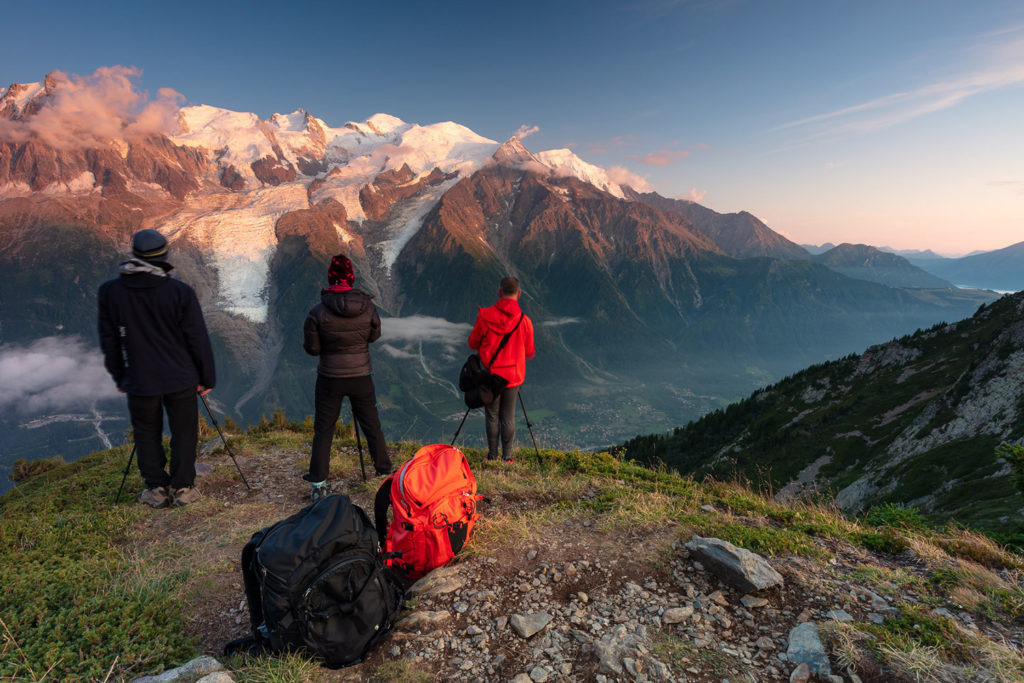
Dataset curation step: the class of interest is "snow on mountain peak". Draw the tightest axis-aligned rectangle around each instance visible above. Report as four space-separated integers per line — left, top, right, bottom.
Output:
492 137 539 166
364 113 407 136
0 81 45 117
270 109 313 132
535 148 625 198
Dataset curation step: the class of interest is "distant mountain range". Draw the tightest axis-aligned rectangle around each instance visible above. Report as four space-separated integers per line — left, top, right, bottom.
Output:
809 244 953 289
906 241 1024 292
620 291 1024 539
0 73 1001 489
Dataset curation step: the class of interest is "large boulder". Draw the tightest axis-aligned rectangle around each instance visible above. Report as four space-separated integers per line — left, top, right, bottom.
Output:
685 536 785 593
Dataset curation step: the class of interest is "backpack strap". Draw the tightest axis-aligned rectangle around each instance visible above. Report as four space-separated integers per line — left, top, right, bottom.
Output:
373 476 394 550
486 313 524 369
240 531 265 631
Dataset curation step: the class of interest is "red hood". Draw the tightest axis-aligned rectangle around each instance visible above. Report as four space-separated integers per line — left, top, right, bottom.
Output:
477 297 522 334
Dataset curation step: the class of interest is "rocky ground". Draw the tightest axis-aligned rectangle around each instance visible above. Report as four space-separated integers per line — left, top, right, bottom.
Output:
129 437 1024 683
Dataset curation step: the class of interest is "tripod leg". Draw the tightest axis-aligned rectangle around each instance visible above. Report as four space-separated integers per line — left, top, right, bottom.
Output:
518 392 542 464
450 407 471 446
114 443 137 505
199 393 252 490
353 409 366 482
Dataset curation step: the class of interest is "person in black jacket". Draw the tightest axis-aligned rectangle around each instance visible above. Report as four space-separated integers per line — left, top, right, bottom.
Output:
98 229 216 508
303 254 392 501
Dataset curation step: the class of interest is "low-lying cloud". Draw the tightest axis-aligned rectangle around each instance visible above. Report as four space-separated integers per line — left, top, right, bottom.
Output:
380 315 472 348
0 336 121 414
0 66 183 150
541 317 583 327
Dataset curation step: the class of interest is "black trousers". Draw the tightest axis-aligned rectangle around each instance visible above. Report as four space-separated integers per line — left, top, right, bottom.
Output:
309 374 391 481
484 385 520 461
128 387 197 489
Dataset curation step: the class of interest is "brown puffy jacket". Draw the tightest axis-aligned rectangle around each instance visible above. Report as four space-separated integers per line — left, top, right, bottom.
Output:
303 288 381 378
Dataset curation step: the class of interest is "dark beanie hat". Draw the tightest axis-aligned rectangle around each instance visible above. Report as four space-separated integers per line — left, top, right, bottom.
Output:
132 229 169 261
327 254 355 285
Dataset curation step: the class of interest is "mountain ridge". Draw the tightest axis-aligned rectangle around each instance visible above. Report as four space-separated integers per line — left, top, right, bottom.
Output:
621 291 1024 540
0 71 999 487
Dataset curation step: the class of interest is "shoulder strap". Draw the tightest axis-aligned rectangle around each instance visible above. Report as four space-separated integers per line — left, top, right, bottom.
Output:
373 477 394 549
240 532 265 631
487 313 524 368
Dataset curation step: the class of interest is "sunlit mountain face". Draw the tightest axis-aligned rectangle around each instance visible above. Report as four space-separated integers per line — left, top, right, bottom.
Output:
0 73 997 489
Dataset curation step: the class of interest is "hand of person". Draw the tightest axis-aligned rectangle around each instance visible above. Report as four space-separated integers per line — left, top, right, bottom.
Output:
197 385 212 396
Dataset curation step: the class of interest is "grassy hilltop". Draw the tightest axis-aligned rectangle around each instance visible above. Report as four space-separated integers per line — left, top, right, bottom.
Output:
2 424 1024 682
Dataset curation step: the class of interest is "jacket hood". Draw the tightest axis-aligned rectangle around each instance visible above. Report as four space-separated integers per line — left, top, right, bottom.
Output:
118 259 173 289
321 288 373 318
478 297 523 334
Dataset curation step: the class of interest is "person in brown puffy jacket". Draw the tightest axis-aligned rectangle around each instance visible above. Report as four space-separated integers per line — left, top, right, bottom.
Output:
302 254 392 501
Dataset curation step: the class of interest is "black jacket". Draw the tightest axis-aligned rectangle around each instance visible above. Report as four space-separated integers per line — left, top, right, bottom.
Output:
98 269 216 396
303 289 381 378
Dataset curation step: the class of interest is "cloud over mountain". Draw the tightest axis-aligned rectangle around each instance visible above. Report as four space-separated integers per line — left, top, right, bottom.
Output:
0 66 183 149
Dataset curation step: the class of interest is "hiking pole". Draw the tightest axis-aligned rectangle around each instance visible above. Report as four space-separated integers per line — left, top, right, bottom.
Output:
113 443 137 504
352 410 366 482
199 392 252 490
450 407 471 446
518 392 542 465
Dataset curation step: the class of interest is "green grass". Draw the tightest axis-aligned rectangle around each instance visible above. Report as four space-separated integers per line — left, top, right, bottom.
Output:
861 604 974 664
4 426 1024 681
0 447 197 681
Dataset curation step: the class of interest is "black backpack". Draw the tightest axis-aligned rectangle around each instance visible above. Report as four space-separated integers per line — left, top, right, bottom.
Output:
225 494 404 668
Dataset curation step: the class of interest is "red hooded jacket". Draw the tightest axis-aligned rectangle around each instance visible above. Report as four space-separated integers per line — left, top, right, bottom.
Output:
467 297 535 388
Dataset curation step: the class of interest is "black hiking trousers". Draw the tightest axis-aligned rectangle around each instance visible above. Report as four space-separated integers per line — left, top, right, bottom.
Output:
484 385 520 461
128 387 198 489
309 374 391 481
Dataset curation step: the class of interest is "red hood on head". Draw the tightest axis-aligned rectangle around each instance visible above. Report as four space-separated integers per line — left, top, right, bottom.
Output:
477 297 522 334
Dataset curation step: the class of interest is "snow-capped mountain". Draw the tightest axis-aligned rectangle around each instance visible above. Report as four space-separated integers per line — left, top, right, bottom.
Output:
0 72 996 484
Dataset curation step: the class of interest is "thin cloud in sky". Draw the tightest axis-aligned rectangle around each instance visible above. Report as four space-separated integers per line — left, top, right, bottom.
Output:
679 188 707 202
779 28 1024 140
514 124 539 139
587 135 635 155
633 149 690 166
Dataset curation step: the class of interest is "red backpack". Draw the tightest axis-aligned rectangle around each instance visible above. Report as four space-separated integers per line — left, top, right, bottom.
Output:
373 444 481 584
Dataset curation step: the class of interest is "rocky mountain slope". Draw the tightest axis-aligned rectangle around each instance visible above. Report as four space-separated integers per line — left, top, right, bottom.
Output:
3 429 1024 682
630 191 810 261
0 72 998 485
622 291 1024 541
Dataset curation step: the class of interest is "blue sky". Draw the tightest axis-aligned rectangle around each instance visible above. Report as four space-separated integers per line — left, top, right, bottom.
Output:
4 0 1023 254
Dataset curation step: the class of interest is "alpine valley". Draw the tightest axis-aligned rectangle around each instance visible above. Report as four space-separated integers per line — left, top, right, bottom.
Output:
0 73 1000 490
620 291 1024 542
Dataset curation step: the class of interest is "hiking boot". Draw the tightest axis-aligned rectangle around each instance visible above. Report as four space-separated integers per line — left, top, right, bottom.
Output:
375 467 392 477
138 486 170 508
310 481 327 503
172 486 201 507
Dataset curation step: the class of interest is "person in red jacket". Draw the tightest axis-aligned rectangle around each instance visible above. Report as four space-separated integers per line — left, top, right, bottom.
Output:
467 276 535 462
